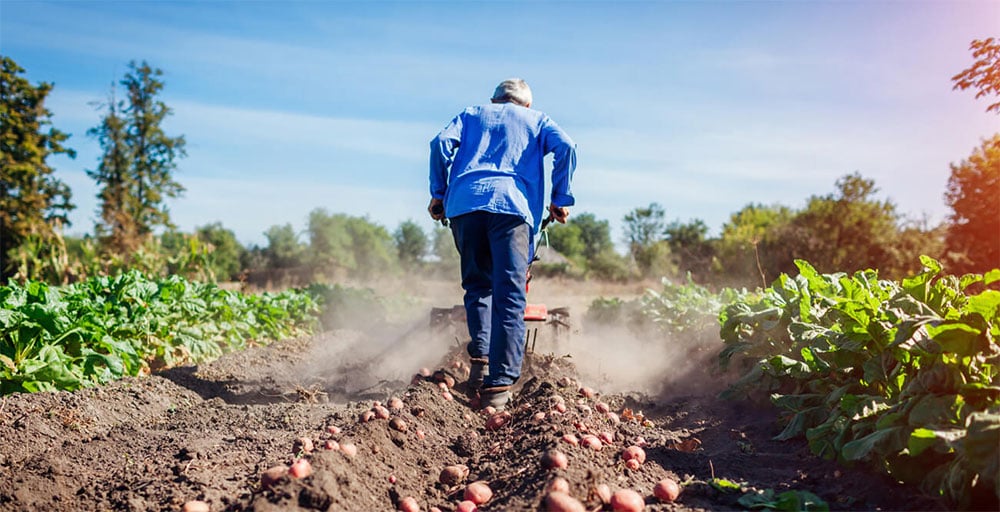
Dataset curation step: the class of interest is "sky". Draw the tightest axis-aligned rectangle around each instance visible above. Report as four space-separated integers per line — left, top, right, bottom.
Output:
2 0 999 249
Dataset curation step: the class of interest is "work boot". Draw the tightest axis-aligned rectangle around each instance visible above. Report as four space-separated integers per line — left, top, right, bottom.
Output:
468 357 489 391
480 385 512 411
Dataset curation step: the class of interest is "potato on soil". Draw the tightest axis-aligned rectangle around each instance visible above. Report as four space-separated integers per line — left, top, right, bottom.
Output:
389 417 408 432
541 449 569 469
398 496 421 512
561 434 579 446
578 386 595 399
359 410 376 423
388 397 404 410
323 440 339 451
621 445 646 464
373 405 391 419
439 464 470 485
289 458 312 478
260 464 288 489
594 484 612 504
485 411 512 430
653 478 681 503
544 491 586 512
182 500 210 512
456 501 478 512
464 481 493 504
340 442 358 457
624 458 641 470
546 477 570 493
610 489 645 511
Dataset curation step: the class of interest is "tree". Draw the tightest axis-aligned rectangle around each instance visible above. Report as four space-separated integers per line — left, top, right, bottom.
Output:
664 218 715 281
195 222 245 281
953 38 1000 114
768 173 901 277
944 135 1000 273
716 203 793 287
263 223 305 269
0 56 76 280
572 212 615 261
623 203 670 277
89 61 186 254
305 209 396 279
394 220 429 270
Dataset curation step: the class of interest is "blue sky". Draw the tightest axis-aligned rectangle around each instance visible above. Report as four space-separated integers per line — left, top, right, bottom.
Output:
2 0 998 248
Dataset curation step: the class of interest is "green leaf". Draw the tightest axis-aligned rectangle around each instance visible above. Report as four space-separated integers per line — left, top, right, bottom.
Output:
984 269 1000 286
709 478 742 492
926 322 981 357
841 426 909 461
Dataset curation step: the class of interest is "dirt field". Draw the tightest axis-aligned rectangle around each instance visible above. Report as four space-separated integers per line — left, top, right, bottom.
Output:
0 278 949 511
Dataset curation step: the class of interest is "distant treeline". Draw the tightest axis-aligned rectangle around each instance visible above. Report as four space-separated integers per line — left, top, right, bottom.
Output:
2 50 998 287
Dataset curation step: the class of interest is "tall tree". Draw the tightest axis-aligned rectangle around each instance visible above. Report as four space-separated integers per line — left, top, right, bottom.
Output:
623 203 670 276
394 219 429 270
952 38 1000 114
89 61 186 254
0 56 76 280
664 218 714 281
944 135 1000 273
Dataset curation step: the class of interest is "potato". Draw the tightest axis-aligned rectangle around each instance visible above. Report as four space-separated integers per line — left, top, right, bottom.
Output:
464 481 493 505
653 478 681 503
389 417 408 432
533 411 547 422
581 435 603 451
561 434 579 446
621 445 646 464
595 484 612 504
416 429 426 440
610 489 645 511
373 405 391 419
326 425 342 435
544 491 586 512
323 440 339 451
340 442 357 457
598 431 615 445
624 458 641 470
260 464 288 489
578 386 595 399
455 501 478 512
182 500 210 512
289 458 312 478
388 397 404 411
359 410 376 423
546 477 570 493
398 496 420 512
541 449 569 469
595 402 610 413
439 464 470 486
485 411 512 431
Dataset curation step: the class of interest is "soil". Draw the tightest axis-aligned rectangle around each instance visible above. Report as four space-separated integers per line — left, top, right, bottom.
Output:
0 278 951 512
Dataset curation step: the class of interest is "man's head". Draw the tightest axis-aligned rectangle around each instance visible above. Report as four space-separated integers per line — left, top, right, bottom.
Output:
491 78 532 108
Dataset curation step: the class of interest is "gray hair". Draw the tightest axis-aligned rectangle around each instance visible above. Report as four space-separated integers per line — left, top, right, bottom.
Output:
492 78 532 107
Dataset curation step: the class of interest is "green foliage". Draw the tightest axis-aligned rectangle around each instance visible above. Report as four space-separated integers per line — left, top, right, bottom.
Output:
664 218 715 282
88 61 186 255
952 37 1000 114
737 489 829 511
0 271 319 395
394 219 429 270
306 208 396 279
431 224 460 274
0 56 76 281
945 135 1000 274
719 257 1000 506
263 223 305 269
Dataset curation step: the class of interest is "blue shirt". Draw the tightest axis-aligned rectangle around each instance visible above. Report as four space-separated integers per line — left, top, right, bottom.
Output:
429 103 576 232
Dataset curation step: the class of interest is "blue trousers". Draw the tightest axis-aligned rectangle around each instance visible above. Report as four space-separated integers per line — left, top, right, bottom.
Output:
450 211 531 388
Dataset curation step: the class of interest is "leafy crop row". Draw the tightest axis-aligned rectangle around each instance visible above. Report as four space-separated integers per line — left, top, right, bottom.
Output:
0 271 320 394
719 256 999 506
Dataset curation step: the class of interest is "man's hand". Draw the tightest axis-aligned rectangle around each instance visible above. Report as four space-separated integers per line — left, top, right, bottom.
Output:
549 204 569 224
428 198 445 221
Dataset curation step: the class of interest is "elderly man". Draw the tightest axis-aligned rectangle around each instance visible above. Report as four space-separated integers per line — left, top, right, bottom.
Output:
428 78 577 409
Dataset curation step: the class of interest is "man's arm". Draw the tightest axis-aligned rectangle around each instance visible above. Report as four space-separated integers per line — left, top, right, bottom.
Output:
429 114 463 204
541 117 576 223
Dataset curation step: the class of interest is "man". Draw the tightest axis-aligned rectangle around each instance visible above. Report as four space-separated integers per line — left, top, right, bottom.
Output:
428 78 577 410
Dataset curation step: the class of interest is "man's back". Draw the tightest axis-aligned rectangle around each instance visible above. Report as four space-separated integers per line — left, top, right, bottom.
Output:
430 102 575 231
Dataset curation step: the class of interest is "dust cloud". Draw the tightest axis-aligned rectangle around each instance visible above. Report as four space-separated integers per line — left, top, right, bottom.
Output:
280 276 730 403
